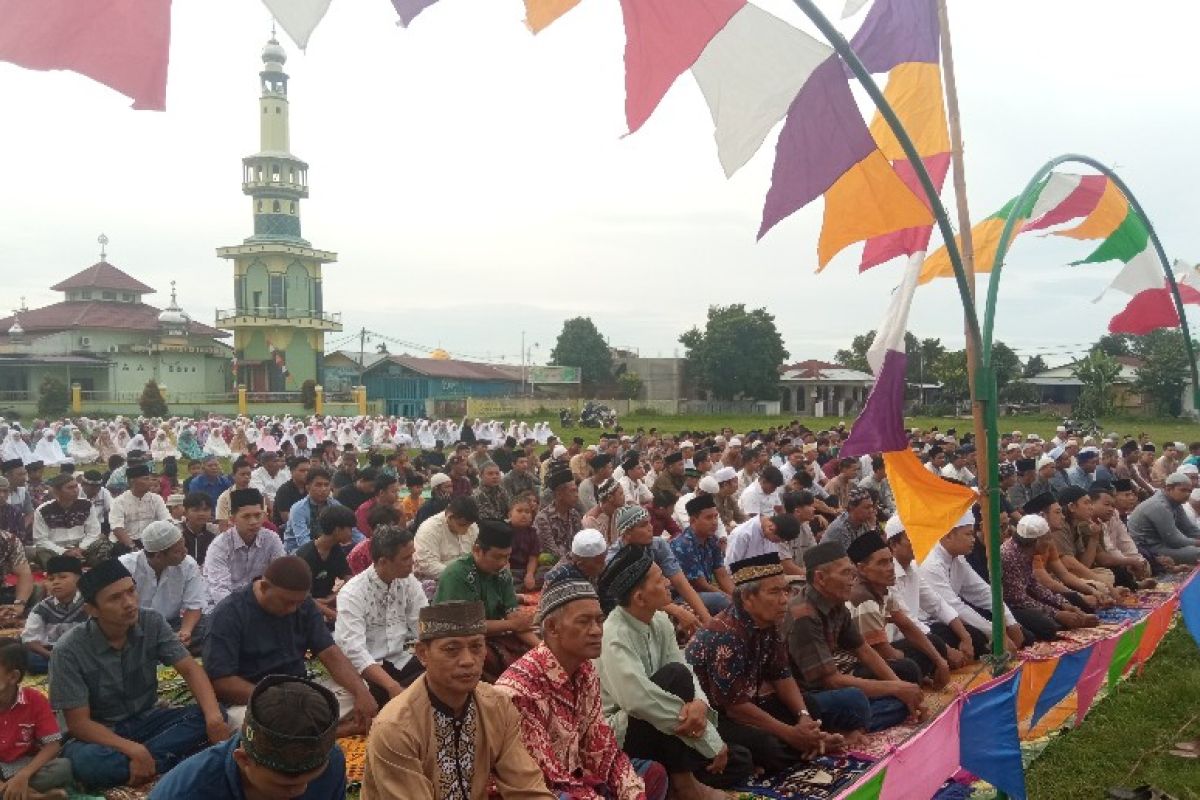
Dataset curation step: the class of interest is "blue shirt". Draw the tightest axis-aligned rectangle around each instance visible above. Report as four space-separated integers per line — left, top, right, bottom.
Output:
282 496 364 554
670 528 724 583
203 585 334 685
149 734 346 800
605 536 682 579
191 474 234 507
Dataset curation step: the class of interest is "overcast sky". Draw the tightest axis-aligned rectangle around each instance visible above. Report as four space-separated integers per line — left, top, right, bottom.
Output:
1 0 1197 368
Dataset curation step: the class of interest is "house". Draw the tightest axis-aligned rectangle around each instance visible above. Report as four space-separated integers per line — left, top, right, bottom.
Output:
321 349 387 393
0 258 231 406
363 355 521 418
778 360 875 417
1024 356 1144 411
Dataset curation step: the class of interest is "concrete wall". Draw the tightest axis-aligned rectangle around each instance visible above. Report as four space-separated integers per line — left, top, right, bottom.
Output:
613 357 686 402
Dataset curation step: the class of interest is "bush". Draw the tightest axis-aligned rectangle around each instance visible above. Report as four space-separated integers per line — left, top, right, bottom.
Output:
37 376 69 417
300 379 318 410
139 379 169 417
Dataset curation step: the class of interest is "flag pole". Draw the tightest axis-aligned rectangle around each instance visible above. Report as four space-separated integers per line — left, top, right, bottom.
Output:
937 0 1008 677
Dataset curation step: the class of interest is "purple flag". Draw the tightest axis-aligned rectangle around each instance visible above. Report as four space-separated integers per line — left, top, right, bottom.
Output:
759 56 875 239
392 0 439 26
841 349 908 458
847 0 939 74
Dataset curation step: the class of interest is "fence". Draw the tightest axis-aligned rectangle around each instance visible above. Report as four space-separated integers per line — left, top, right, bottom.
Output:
463 397 783 418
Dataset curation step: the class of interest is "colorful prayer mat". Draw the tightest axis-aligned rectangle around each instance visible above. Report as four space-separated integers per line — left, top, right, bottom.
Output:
736 755 874 800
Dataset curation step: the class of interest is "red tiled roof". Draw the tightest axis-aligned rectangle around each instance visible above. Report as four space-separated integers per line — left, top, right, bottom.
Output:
50 262 155 294
0 301 228 338
373 355 518 382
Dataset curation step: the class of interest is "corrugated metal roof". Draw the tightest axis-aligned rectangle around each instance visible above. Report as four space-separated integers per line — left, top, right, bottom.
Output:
370 355 518 382
0 301 228 338
779 359 874 383
50 262 155 294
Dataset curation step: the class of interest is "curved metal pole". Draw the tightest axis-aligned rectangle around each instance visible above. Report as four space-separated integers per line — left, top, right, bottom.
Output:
982 154 1200 407
788 0 1010 673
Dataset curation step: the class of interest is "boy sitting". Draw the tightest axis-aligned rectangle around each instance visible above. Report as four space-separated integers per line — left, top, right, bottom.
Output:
0 638 71 799
295 506 355 624
21 556 86 674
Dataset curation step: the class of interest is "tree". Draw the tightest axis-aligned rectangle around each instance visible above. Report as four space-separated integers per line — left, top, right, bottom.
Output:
617 371 644 401
1072 349 1121 419
679 304 789 401
37 376 69 418
991 341 1023 389
1023 354 1048 378
834 330 944 385
931 350 970 401
834 330 877 372
139 379 169 418
550 317 612 393
1132 329 1192 416
1096 333 1135 357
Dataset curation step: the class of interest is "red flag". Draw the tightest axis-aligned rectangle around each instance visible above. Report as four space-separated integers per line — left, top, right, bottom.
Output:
0 0 172 110
1109 282 1200 336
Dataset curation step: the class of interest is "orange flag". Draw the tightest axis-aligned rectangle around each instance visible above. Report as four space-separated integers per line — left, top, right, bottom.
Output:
883 449 976 561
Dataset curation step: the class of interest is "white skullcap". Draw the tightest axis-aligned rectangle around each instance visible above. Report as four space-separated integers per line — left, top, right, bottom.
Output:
1016 515 1050 540
1179 464 1199 476
1048 446 1065 460
1191 488 1200 503
1174 441 1188 451
713 466 737 483
1056 425 1067 432
953 509 976 529
728 437 743 447
680 440 695 449
1165 472 1193 487
884 515 905 539
571 528 607 558
698 476 720 495
141 520 182 553
429 473 452 489
1006 443 1021 451
552 445 568 458
1036 455 1055 469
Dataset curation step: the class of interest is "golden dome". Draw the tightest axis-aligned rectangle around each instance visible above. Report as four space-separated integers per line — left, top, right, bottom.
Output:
430 348 450 360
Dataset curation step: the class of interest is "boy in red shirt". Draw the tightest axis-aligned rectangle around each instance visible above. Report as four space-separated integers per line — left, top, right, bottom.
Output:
0 638 71 798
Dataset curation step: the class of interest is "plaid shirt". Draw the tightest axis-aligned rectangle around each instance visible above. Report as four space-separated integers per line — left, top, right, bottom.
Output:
785 586 864 691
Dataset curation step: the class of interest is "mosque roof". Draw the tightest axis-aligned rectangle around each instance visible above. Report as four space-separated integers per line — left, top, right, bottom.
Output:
50 261 155 294
0 301 228 338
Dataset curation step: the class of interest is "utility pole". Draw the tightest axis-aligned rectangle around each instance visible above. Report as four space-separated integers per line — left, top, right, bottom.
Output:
358 326 367 386
521 330 526 396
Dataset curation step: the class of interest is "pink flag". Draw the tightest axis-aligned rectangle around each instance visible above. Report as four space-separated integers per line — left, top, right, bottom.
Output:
1075 636 1118 723
0 0 172 110
619 0 744 134
879 699 962 800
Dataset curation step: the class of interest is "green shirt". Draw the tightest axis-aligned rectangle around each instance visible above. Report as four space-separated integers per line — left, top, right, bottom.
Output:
433 554 519 620
597 605 723 759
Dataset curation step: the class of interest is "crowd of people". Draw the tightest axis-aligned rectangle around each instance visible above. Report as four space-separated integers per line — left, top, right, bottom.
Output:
0 412 1197 799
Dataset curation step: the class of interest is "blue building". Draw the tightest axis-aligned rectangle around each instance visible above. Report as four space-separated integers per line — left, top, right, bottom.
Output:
363 355 520 417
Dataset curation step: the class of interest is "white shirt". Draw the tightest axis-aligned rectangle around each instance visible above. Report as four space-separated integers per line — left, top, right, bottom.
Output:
119 550 208 620
723 517 779 567
334 565 427 674
619 474 652 507
918 542 1016 635
941 463 976 485
414 511 478 580
891 558 959 641
109 490 170 542
738 481 780 518
32 501 101 555
1185 503 1200 527
673 492 696 531
250 466 290 502
84 487 113 525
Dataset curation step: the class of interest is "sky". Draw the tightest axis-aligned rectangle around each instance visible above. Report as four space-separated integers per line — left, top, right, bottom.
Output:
1 0 1198 369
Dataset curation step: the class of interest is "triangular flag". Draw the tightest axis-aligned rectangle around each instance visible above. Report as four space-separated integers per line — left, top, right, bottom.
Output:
860 154 950 270
918 189 1044 284
1054 178 1127 240
1094 247 1163 302
867 252 922 374
1073 208 1149 265
847 0 939 73
524 0 581 33
392 0 439 27
1108 281 1200 335
884 449 976 561
261 0 332 49
1023 174 1107 232
691 4 831 177
0 0 172 110
619 0 745 135
842 0 872 18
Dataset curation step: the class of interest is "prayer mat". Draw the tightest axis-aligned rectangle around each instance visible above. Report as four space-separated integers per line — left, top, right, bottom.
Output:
1097 606 1148 625
102 780 156 800
338 734 367 787
931 779 976 799
735 755 873 800
849 723 920 760
0 626 23 639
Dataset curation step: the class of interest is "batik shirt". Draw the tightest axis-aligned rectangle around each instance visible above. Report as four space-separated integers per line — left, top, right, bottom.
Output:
496 644 645 800
670 528 724 584
0 531 27 577
430 689 477 800
999 538 1066 615
684 603 791 712
472 484 511 522
533 504 583 561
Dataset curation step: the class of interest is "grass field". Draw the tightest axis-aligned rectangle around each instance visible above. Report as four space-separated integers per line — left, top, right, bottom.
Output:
538 413 1199 447
1026 625 1200 800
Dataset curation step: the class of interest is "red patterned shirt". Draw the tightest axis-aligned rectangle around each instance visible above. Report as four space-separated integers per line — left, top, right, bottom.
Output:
496 644 644 800
0 687 61 763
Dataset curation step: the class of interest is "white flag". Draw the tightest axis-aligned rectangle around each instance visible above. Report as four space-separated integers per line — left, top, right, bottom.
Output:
866 252 923 376
262 0 334 50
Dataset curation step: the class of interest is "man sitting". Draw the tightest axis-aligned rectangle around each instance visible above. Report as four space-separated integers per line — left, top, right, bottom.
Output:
50 560 230 790
497 579 666 800
119 520 209 652
21 556 86 674
670 495 734 616
214 458 255 532
845 533 951 687
203 488 285 607
414 495 480 581
150 675 346 800
361 601 554 798
597 546 752 798
1127 472 1200 564
434 520 538 681
355 473 401 535
787 540 922 734
0 521 34 628
533 468 583 562
822 486 878 550
920 512 1026 654
203 556 378 733
284 468 356 554
544 528 610 586
295 505 355 624
32 473 107 568
723 512 801 569
108 464 170 552
1000 516 1099 641
582 478 625 546
685 553 841 774
335 525 429 707
178 491 219 566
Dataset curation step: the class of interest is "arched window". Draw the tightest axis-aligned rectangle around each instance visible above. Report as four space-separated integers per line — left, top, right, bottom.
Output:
272 200 281 213
289 202 296 214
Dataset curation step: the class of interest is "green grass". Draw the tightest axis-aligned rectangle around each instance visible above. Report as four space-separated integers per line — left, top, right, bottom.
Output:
538 413 1198 447
1025 626 1200 800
